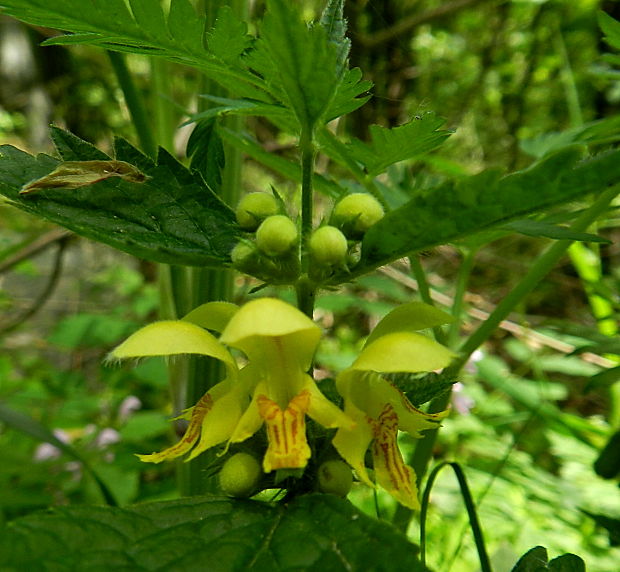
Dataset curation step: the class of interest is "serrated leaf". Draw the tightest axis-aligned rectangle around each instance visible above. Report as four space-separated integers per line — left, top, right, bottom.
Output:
0 0 267 100
257 0 343 130
0 130 241 267
347 113 452 176
320 0 350 75
599 11 620 52
186 119 225 193
349 147 620 277
0 494 428 571
207 5 252 65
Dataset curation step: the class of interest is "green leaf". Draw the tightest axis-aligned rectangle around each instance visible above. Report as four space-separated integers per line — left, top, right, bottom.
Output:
581 510 620 547
511 546 549 571
351 147 620 278
319 0 350 74
220 127 343 198
0 130 242 267
0 494 428 571
547 554 586 572
593 429 620 479
206 5 252 65
257 0 343 130
0 0 267 100
502 219 610 243
599 11 620 52
346 113 452 177
186 118 225 193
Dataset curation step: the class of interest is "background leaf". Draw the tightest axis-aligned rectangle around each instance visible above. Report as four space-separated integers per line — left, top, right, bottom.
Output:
0 129 241 267
0 494 429 571
351 147 620 277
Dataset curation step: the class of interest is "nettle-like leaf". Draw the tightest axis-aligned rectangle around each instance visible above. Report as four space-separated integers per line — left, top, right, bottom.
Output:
346 113 453 177
0 0 268 101
251 0 353 131
337 147 620 280
0 128 241 267
0 494 429 572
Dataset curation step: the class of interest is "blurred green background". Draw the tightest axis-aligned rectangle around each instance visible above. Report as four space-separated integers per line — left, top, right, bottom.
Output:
1 1 619 570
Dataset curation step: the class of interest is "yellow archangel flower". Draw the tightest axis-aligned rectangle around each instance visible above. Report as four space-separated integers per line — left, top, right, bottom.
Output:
109 298 353 473
332 302 456 509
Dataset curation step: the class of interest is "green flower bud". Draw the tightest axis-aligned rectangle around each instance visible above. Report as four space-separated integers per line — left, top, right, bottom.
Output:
256 215 298 256
219 452 262 498
236 192 280 231
331 193 384 239
317 459 353 497
309 226 348 266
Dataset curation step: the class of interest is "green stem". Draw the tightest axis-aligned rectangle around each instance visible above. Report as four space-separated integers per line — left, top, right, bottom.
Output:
420 462 492 572
393 183 620 532
108 52 158 159
447 247 477 348
297 128 317 318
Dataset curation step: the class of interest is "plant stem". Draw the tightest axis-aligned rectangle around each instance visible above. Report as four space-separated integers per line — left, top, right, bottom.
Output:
447 247 477 348
107 52 158 159
393 183 620 532
297 128 317 318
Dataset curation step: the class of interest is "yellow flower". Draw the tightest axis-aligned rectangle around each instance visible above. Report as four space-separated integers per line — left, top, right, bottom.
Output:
110 298 353 473
332 302 456 509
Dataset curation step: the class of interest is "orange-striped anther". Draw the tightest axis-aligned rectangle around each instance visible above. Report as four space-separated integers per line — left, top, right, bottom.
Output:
371 405 419 509
258 390 311 472
137 393 213 463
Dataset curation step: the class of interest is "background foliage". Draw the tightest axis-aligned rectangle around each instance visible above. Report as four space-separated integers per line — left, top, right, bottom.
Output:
1 1 619 571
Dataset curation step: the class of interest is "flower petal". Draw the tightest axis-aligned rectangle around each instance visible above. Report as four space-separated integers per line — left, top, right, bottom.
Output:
220 298 321 370
332 403 374 487
352 332 455 374
371 404 420 509
302 375 356 430
365 301 454 346
137 389 216 463
258 390 312 472
185 385 249 461
109 320 236 371
182 301 239 332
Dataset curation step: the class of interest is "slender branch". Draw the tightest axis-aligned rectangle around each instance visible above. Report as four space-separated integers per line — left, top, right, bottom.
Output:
1 236 68 335
356 0 495 49
0 228 72 274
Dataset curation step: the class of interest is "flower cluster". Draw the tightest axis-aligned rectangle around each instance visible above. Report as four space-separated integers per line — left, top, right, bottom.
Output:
110 298 455 509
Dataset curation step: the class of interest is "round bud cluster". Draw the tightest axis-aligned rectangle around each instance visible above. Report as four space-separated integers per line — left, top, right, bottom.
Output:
219 452 263 498
309 226 348 267
232 193 300 282
330 193 384 240
317 459 353 497
236 192 280 231
256 215 298 257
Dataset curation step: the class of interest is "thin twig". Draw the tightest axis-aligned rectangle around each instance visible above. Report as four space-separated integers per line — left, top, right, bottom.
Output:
0 228 73 274
356 0 495 49
1 236 68 335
